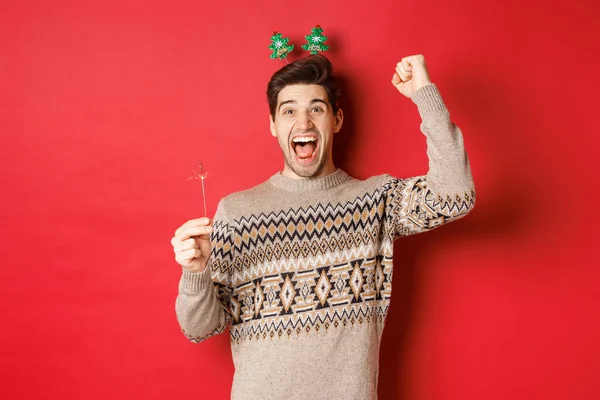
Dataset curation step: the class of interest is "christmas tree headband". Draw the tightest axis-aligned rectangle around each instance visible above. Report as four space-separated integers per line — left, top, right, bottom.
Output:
269 25 329 61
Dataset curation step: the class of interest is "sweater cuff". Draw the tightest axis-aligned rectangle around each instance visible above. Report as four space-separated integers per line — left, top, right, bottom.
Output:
180 268 213 293
411 84 447 118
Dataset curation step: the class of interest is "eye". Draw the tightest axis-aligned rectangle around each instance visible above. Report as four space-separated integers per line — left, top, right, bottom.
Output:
311 107 323 113
282 109 294 115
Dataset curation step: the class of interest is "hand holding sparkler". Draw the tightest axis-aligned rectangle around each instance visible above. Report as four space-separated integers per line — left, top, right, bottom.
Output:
171 217 213 272
171 162 212 272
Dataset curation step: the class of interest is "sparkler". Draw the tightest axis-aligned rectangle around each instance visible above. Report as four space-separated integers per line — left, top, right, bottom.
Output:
188 161 209 216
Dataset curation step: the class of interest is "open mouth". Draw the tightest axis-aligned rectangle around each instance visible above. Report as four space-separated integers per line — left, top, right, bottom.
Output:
292 135 318 163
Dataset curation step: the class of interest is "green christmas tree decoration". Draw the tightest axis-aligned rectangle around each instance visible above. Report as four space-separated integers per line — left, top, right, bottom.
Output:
269 32 294 59
302 25 329 55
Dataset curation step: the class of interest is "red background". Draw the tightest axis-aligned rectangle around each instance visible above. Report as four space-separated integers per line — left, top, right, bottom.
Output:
1 0 599 399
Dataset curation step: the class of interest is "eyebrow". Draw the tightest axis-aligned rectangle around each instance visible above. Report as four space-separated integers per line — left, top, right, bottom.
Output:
277 98 328 112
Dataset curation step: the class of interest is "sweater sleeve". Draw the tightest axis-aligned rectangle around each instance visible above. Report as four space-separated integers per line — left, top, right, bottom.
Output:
175 200 236 343
384 84 476 238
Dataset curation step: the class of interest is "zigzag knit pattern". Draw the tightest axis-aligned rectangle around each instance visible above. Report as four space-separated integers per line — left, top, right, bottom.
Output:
189 174 475 345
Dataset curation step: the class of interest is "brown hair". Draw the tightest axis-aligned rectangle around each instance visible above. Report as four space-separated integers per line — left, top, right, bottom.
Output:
267 54 340 117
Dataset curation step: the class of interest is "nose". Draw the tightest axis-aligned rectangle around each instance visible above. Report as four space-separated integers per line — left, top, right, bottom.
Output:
295 111 314 131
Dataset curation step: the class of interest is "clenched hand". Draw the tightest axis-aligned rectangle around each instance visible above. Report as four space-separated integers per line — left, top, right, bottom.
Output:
392 54 432 99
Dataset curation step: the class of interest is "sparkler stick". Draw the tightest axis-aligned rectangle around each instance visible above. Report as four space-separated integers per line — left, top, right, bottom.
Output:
188 161 209 217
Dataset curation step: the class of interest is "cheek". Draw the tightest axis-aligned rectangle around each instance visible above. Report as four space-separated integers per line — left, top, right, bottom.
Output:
319 118 335 137
274 124 290 146
278 121 295 136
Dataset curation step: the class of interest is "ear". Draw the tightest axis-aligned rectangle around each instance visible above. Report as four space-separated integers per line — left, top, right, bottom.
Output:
269 114 277 137
333 108 344 133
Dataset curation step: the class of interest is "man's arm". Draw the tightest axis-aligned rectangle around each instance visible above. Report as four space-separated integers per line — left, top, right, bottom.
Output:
172 203 235 343
385 55 475 237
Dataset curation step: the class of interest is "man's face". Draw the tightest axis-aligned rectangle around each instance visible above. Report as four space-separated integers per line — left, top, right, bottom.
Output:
270 84 343 179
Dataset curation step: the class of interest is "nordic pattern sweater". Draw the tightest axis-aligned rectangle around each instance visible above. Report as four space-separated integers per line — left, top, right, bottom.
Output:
175 84 475 399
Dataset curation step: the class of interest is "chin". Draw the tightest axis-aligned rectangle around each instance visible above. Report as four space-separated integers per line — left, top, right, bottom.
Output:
283 149 330 179
292 161 326 178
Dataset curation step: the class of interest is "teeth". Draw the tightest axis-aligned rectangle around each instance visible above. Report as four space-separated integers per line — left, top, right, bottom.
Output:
293 137 317 143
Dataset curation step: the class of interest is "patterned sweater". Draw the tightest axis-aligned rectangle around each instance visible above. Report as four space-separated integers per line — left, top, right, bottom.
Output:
175 84 475 400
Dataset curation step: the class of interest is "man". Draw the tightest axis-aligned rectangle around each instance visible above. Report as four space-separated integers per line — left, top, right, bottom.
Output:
171 54 475 399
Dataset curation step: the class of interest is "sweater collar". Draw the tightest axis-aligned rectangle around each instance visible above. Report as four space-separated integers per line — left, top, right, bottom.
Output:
268 169 350 192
